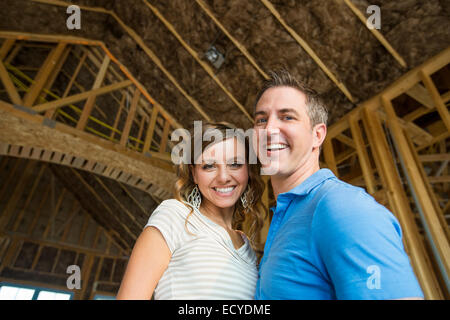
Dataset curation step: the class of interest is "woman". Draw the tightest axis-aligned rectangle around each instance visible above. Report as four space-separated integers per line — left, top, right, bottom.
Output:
117 122 265 299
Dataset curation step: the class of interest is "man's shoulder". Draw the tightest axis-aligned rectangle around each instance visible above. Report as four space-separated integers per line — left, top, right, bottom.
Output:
318 177 376 207
312 177 394 225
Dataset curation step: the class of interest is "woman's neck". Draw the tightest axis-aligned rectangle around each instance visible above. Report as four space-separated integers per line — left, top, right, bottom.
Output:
199 200 235 230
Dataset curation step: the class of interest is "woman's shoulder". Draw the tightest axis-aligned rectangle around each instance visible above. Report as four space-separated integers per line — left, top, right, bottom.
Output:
149 198 192 222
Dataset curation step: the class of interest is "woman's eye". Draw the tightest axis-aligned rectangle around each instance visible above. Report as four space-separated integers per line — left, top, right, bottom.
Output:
256 118 267 124
202 164 214 169
230 162 243 168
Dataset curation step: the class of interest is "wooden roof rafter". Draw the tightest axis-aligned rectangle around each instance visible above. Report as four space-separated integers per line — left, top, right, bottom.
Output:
29 0 211 122
143 0 253 122
194 0 269 81
260 0 355 103
341 0 407 69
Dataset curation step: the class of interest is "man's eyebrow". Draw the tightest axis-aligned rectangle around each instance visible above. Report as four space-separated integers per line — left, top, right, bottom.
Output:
278 108 300 115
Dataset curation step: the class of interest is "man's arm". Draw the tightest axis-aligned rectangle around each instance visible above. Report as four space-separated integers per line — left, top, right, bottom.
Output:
311 188 424 300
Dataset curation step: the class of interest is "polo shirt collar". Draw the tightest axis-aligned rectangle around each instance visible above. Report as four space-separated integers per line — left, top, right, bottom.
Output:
284 168 335 197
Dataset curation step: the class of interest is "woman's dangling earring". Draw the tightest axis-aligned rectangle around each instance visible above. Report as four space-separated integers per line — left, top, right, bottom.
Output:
187 184 201 209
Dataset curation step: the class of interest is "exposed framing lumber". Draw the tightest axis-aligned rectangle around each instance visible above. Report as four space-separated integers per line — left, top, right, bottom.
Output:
406 84 435 109
341 0 407 68
0 39 15 60
195 0 269 80
419 154 450 162
22 42 67 107
0 31 182 131
77 54 110 130
69 167 137 243
420 70 450 133
381 96 450 286
260 0 354 102
120 88 141 147
362 106 443 299
144 0 252 121
323 138 338 176
0 60 22 105
348 115 376 194
33 80 132 112
29 0 212 122
328 47 450 139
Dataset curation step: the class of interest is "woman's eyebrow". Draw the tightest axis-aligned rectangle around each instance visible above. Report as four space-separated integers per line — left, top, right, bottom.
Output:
226 156 246 163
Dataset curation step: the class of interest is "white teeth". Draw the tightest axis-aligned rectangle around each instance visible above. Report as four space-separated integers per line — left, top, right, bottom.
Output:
267 144 288 150
214 186 235 193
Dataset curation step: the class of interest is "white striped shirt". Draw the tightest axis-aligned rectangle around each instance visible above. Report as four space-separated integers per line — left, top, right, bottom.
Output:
144 199 258 300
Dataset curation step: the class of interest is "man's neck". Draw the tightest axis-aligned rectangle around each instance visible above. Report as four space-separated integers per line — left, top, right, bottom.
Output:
271 159 321 200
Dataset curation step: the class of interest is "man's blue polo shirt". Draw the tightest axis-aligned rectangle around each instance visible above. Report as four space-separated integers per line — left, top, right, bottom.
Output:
255 169 424 300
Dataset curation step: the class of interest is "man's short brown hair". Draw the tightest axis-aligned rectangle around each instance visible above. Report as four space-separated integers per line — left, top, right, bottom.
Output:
254 69 328 127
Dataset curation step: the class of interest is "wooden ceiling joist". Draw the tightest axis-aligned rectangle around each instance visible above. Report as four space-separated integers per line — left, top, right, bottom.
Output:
342 0 407 69
195 0 269 80
31 0 212 122
144 0 253 122
260 0 355 103
33 80 133 113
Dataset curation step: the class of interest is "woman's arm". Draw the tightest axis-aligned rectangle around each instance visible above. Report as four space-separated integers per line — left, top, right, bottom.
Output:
116 226 171 300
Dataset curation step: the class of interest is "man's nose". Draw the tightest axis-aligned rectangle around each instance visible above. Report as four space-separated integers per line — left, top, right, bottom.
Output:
265 116 280 136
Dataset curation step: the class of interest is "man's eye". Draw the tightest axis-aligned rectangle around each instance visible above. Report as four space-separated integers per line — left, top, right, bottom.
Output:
202 164 214 169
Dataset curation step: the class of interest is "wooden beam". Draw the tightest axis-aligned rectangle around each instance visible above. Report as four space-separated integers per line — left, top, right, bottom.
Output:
418 153 450 162
362 106 443 299
0 39 15 60
348 115 376 194
22 42 67 107
69 168 137 242
33 80 132 112
260 0 354 102
2 28 183 129
143 106 158 154
0 60 22 105
120 88 141 147
406 84 435 109
77 54 110 130
341 0 407 68
12 163 47 232
195 0 269 80
159 120 171 153
323 138 338 176
143 1 251 121
381 97 450 294
335 133 356 149
420 70 450 133
0 160 38 232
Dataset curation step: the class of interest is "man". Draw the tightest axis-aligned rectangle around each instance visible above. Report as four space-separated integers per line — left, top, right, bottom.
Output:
253 70 424 300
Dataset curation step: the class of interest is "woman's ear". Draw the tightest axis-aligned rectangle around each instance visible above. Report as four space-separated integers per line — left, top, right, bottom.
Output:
189 165 197 184
312 123 327 150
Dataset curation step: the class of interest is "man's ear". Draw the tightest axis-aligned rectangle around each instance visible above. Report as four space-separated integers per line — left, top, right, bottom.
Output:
312 123 327 150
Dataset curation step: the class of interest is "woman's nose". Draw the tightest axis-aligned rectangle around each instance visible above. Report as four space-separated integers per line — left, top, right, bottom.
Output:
216 165 231 183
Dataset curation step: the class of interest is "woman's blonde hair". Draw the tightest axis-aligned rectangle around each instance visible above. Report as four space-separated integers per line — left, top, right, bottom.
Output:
173 122 265 248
